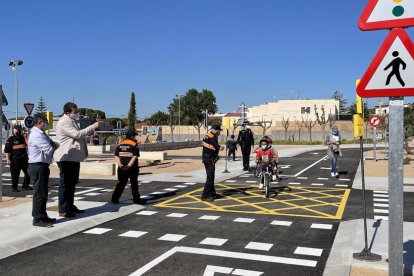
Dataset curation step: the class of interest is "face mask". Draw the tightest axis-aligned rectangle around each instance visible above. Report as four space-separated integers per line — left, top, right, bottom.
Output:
261 145 267 150
42 123 49 131
70 113 80 120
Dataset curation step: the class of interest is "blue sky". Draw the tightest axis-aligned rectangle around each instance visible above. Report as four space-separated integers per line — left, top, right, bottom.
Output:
1 1 413 119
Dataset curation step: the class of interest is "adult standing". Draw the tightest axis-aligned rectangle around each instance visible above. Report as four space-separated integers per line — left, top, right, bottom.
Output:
4 125 31 192
54 102 100 218
325 125 341 177
28 114 58 227
237 124 254 171
201 124 224 202
111 129 145 204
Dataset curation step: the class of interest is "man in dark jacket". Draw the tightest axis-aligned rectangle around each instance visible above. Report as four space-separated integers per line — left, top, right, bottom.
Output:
237 124 254 171
226 135 237 161
201 124 224 202
5 125 31 192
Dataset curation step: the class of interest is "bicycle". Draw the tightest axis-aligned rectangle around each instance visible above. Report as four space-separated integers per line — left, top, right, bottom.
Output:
259 162 277 198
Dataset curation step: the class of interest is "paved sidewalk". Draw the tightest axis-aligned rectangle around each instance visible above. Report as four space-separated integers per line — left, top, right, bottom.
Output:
0 200 144 259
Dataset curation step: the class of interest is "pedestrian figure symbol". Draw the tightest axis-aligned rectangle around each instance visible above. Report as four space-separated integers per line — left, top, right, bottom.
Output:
384 51 406 87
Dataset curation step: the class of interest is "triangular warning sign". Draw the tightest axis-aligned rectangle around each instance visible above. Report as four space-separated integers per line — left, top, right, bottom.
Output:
359 0 414 30
24 103 35 115
357 28 414 98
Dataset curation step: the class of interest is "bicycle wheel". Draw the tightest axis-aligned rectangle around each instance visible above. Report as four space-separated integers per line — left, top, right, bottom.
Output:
254 165 261 178
264 173 270 198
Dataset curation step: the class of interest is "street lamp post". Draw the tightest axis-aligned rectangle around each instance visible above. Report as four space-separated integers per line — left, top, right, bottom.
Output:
177 95 182 142
9 60 23 126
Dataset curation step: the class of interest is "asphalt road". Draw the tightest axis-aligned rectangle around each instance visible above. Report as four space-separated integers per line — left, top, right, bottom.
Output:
0 149 413 275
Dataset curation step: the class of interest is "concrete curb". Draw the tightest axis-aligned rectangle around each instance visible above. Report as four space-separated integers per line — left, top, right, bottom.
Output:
0 200 144 260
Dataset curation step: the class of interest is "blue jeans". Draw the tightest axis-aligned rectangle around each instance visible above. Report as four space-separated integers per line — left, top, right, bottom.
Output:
331 152 339 174
58 161 80 214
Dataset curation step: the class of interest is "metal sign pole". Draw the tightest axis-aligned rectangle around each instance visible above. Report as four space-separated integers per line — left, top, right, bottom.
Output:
388 97 404 276
373 127 377 162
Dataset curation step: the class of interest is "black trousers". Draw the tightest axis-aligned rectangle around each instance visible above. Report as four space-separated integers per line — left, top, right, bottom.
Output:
58 161 80 214
29 163 50 223
228 149 236 160
112 166 140 203
202 161 216 199
241 146 252 169
10 155 30 189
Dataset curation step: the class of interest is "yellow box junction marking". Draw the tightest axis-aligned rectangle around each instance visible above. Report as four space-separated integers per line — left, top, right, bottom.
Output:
155 183 351 220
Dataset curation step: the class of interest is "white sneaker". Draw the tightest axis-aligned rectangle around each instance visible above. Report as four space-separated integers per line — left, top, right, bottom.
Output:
272 175 277 181
331 172 335 177
335 172 339 177
258 183 264 189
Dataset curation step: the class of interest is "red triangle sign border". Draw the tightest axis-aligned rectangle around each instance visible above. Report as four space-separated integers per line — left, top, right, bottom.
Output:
359 0 414 31
24 103 35 116
357 28 414 98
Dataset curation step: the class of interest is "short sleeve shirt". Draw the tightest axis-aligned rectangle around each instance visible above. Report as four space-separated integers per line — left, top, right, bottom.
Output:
115 139 140 167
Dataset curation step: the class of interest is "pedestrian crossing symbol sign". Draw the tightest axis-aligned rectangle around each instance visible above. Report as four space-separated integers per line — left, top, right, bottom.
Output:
357 28 414 98
359 0 414 30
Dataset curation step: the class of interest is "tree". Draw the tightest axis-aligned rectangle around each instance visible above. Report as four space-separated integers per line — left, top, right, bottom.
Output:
167 96 180 141
257 118 272 137
314 105 335 141
281 116 290 141
128 92 137 129
148 111 169 126
304 116 317 142
331 91 348 114
180 88 218 140
35 97 47 115
295 117 305 142
78 108 106 119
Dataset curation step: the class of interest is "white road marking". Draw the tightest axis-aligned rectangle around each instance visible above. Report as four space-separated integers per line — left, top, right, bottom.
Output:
294 246 323 257
150 191 166 195
119 231 147 238
225 180 237 183
239 175 250 178
335 184 348 187
297 177 308 180
183 182 197 185
26 195 33 198
271 220 292 226
101 189 114 192
203 265 233 275
288 182 301 185
279 165 291 169
130 246 317 275
317 178 329 180
338 178 351 181
233 218 255 223
245 181 257 183
136 211 157 216
74 187 101 195
232 268 264 276
84 192 100 196
245 242 273 251
311 183 324 186
141 195 155 200
320 167 332 170
139 181 152 183
374 203 389 208
200 237 228 246
2 178 12 181
294 155 328 177
373 190 388 194
166 213 188 218
374 209 389 214
83 228 112 235
199 215 220 221
374 198 389 202
158 234 186 242
73 197 85 200
373 194 388 198
174 185 187 188
374 216 389 220
245 174 254 176
311 223 333 230
163 188 178 192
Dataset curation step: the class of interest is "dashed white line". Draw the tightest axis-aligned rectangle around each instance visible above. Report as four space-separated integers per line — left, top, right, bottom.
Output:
119 231 147 238
136 211 158 216
373 191 388 194
245 242 273 251
163 188 178 192
174 185 187 188
139 181 152 183
288 182 301 185
374 216 389 220
373 194 388 198
374 209 389 214
311 183 324 186
374 198 389 202
183 182 197 185
83 228 112 235
297 177 308 180
167 213 188 218
338 178 350 181
374 203 389 208
335 184 348 187
225 180 237 183
294 246 323 257
317 178 329 180
150 192 166 195
200 237 228 246
310 223 333 230
245 181 257 183
199 215 220 221
158 234 186 242
84 192 100 196
271 220 292 226
233 218 255 223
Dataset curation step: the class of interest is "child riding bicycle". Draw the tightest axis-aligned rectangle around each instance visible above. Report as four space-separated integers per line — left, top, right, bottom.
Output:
255 137 280 189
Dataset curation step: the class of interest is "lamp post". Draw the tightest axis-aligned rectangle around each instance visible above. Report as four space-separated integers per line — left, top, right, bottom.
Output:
177 94 182 142
9 60 23 126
